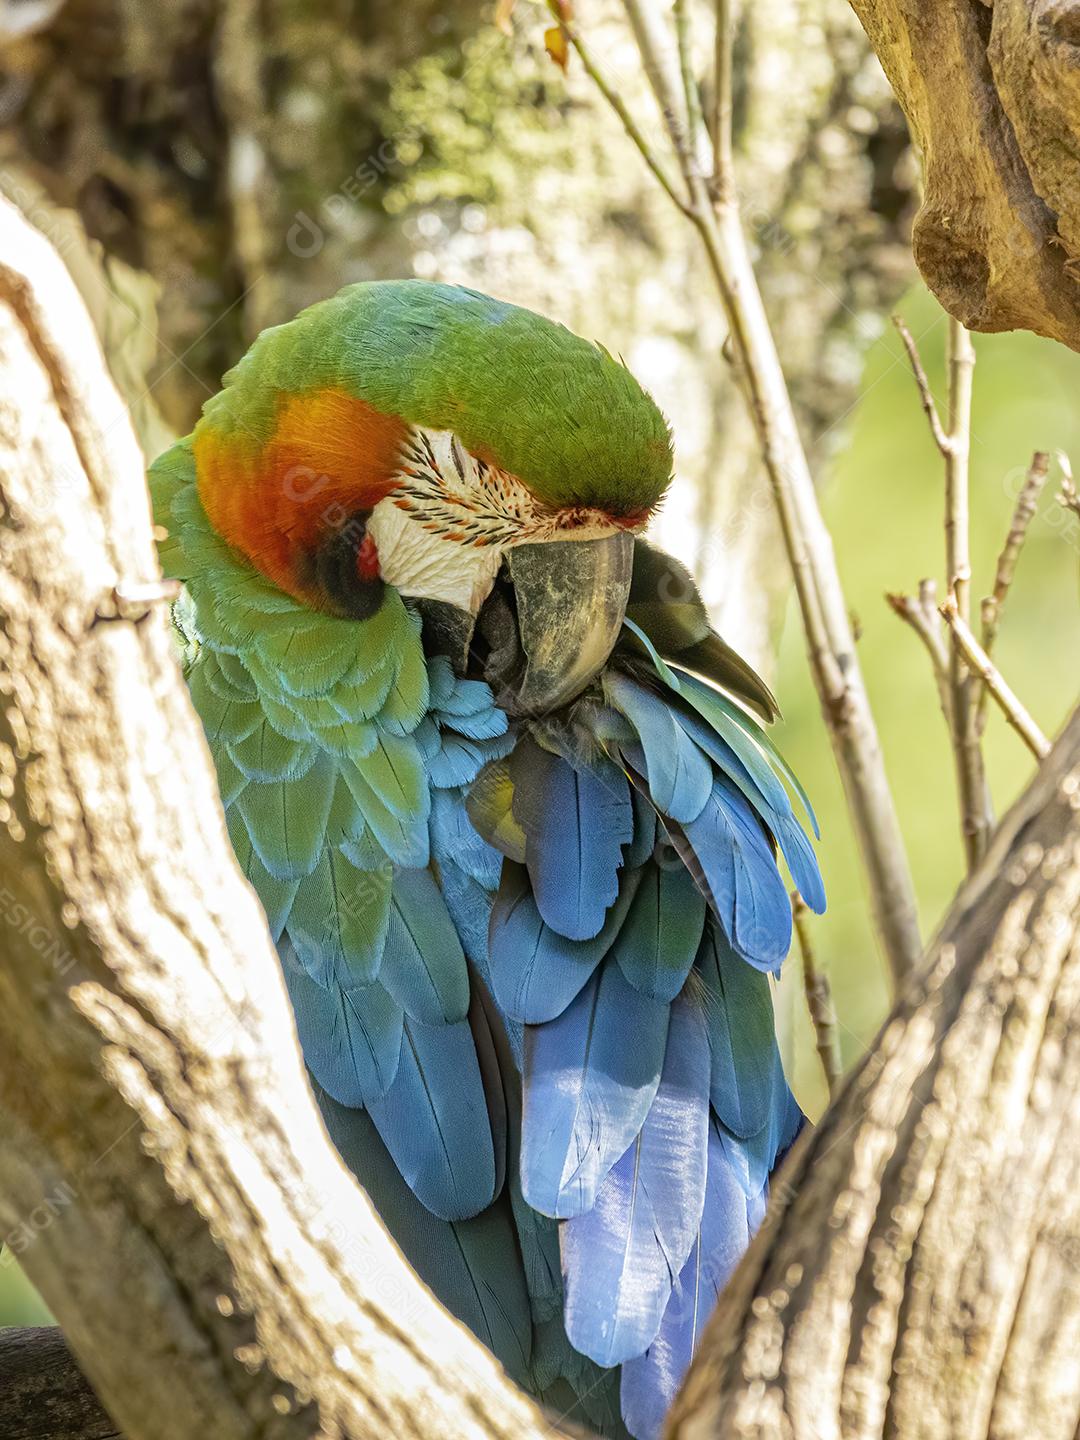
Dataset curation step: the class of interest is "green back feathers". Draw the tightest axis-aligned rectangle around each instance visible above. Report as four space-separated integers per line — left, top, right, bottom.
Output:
198 280 674 516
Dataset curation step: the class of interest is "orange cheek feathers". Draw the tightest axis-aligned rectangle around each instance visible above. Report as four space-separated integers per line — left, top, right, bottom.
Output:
193 388 408 602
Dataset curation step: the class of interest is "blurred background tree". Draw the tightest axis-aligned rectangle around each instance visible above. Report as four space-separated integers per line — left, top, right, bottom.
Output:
0 0 1077 1325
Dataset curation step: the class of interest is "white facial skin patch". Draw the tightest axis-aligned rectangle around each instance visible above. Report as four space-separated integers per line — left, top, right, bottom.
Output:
369 426 622 613
367 498 504 612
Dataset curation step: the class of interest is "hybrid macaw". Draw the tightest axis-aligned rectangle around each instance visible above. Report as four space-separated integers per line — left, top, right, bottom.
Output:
149 280 824 1440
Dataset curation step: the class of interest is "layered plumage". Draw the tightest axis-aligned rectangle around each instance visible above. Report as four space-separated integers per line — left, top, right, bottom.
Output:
150 280 823 1440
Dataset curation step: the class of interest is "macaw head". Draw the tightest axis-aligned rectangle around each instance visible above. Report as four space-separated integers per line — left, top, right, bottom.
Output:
191 281 674 712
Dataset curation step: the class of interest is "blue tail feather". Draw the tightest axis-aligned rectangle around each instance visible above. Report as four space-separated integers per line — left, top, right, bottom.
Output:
510 737 634 942
521 958 670 1219
610 861 705 1002
315 1092 533 1390
698 920 787 1139
619 1121 755 1440
562 994 709 1366
368 1014 498 1221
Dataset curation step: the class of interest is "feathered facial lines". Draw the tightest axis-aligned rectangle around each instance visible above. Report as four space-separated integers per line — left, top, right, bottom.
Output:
388 425 652 549
355 423 656 618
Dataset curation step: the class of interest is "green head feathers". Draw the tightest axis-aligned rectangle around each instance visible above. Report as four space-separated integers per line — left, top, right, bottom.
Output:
201 280 674 517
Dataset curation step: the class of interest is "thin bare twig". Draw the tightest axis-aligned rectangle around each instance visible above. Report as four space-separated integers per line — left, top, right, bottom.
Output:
545 3 693 217
893 315 950 454
893 312 989 869
792 894 843 1098
1056 449 1080 521
597 0 922 988
673 0 709 179
943 316 990 870
886 582 953 728
710 0 735 199
940 599 1051 760
978 451 1050 735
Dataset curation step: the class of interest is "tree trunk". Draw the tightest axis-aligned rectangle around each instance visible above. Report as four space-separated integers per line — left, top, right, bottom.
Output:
848 0 1080 352
0 1328 121 1440
1 189 1079 1440
670 705 1080 1439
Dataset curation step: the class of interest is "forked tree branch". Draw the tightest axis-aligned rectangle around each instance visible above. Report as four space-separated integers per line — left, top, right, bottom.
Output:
893 313 991 868
941 599 1052 761
554 0 923 990
849 0 1080 352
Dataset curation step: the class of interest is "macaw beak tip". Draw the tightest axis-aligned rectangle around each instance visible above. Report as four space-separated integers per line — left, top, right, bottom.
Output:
506 531 634 715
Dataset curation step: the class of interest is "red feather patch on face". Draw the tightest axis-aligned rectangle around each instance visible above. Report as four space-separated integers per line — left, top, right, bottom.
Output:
194 387 407 603
356 532 380 582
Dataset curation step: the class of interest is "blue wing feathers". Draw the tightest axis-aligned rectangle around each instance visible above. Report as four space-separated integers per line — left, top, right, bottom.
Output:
378 867 471 1024
682 779 792 969
282 954 403 1107
490 863 643 1024
367 1014 498 1221
611 863 706 1002
561 995 710 1366
511 738 633 942
604 674 713 824
521 960 670 1219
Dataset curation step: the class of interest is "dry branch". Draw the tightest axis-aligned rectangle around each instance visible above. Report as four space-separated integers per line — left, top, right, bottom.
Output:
885 582 953 728
849 0 1080 351
941 599 1052 761
569 0 923 989
0 1327 120 1440
893 312 990 868
1057 449 1080 522
979 450 1051 735
791 895 843 1098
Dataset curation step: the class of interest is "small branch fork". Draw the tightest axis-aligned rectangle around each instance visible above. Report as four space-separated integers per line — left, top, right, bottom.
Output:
893 314 991 872
891 309 1059 842
941 600 1051 760
886 580 952 727
548 0 923 993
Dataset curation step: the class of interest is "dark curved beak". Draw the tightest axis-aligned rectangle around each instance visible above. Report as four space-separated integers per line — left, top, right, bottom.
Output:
506 532 634 714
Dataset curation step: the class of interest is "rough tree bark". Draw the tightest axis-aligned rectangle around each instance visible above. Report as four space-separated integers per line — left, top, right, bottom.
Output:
0 195 556 1440
671 707 1080 1439
848 0 1080 352
2 181 1080 1439
0 1328 121 1440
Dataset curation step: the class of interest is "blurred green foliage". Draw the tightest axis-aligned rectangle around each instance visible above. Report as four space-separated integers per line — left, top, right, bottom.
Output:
2 288 1077 1325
